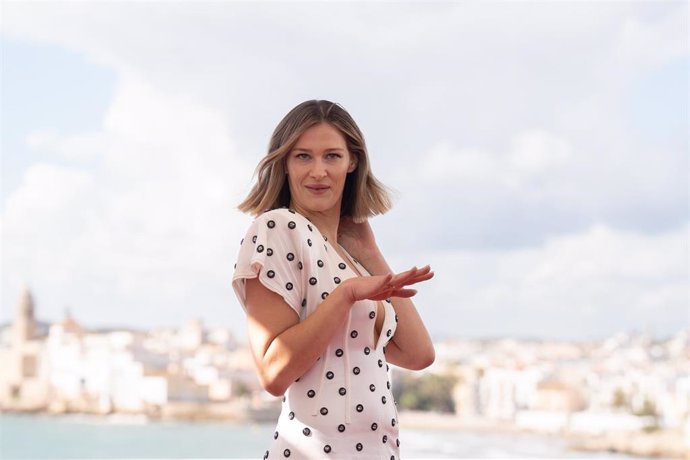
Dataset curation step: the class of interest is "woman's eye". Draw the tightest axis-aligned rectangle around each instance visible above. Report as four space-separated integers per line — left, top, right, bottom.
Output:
295 153 310 160
326 153 342 160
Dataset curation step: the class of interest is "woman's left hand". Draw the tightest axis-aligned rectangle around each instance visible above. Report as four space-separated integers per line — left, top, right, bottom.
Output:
338 216 379 263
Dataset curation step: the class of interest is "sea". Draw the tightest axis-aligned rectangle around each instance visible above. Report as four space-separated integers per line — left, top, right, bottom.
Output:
0 413 645 459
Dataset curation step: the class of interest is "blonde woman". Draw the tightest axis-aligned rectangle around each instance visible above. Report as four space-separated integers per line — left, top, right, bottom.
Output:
232 100 435 459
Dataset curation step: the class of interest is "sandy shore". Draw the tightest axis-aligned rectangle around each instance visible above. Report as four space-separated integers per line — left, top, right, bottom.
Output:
398 411 688 459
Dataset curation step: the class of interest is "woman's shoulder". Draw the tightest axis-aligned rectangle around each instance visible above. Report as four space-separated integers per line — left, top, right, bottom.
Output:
256 208 311 227
248 208 315 248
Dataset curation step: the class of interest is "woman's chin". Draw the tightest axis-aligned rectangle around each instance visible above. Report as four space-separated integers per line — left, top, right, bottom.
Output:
296 201 339 214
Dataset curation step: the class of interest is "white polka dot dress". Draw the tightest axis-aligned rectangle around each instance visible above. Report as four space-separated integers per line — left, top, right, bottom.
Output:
233 208 400 459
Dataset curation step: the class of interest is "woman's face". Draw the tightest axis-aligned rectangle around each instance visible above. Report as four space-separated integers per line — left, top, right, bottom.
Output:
286 122 356 217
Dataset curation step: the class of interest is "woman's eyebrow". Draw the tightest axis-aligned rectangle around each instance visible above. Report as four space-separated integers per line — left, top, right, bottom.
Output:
292 147 346 152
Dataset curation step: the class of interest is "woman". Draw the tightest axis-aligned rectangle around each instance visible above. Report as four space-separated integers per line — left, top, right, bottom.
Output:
232 100 435 459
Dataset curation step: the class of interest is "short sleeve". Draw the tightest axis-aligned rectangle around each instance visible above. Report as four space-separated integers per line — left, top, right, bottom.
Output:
232 209 306 318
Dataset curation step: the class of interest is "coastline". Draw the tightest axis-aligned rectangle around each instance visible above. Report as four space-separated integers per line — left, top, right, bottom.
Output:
398 411 688 460
3 405 687 459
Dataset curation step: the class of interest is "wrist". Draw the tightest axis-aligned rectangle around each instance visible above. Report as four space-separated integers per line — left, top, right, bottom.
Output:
333 281 356 307
359 250 391 275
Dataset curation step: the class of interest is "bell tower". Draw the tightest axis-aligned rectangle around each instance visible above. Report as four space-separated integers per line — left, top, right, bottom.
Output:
13 285 36 345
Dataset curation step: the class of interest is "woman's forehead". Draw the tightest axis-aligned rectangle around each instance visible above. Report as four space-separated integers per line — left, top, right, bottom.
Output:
292 123 347 149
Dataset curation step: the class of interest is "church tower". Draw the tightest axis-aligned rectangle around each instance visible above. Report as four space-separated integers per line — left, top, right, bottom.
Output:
13 285 36 345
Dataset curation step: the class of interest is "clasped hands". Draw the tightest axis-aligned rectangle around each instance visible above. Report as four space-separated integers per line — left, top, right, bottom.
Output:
342 265 434 303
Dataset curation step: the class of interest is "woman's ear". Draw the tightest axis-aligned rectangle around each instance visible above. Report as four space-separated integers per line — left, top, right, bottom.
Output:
347 155 358 173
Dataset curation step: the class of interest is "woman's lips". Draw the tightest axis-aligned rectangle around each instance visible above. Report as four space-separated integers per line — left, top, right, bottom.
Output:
306 185 329 194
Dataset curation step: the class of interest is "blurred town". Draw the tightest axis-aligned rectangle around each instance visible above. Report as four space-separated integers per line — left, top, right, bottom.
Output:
1 287 688 458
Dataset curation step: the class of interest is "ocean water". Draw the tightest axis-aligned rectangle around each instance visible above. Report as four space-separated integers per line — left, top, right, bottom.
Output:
0 413 642 459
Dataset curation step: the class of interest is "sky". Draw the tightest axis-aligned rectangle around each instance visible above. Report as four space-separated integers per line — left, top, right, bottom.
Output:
1 1 687 342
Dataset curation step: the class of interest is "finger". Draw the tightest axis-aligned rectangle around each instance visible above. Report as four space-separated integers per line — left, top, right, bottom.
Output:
392 288 418 297
407 271 434 284
373 274 394 295
389 266 419 285
405 265 431 279
415 265 432 276
390 270 434 288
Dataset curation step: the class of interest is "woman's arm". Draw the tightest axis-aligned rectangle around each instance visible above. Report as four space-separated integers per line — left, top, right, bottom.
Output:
245 267 433 396
338 218 436 371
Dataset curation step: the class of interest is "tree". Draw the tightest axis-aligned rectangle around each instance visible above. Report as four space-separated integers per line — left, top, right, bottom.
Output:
392 372 457 413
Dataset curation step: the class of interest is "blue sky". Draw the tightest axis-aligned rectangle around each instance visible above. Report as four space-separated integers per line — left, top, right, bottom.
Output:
1 1 687 342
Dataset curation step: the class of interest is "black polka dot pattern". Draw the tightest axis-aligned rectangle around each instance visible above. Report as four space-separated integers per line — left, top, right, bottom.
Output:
233 209 399 457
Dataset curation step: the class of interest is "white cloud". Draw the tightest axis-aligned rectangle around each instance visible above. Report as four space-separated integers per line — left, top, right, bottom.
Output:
412 129 574 187
26 128 106 159
394 221 688 340
3 73 255 328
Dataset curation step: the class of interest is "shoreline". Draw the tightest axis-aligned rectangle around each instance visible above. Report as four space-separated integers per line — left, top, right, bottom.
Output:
398 411 687 460
2 407 687 459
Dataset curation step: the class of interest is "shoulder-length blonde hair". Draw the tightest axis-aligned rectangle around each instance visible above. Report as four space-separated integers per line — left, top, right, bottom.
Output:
238 100 392 222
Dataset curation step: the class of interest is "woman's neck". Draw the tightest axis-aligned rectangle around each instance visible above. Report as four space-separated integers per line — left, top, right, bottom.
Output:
290 203 340 243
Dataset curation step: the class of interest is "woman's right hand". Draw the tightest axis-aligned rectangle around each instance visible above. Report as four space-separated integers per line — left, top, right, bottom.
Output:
341 265 434 303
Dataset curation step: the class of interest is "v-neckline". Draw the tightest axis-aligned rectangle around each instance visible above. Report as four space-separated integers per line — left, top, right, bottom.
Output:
286 209 388 346
323 237 388 349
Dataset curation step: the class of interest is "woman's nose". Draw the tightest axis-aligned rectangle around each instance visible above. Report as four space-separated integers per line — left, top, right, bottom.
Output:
310 160 327 178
